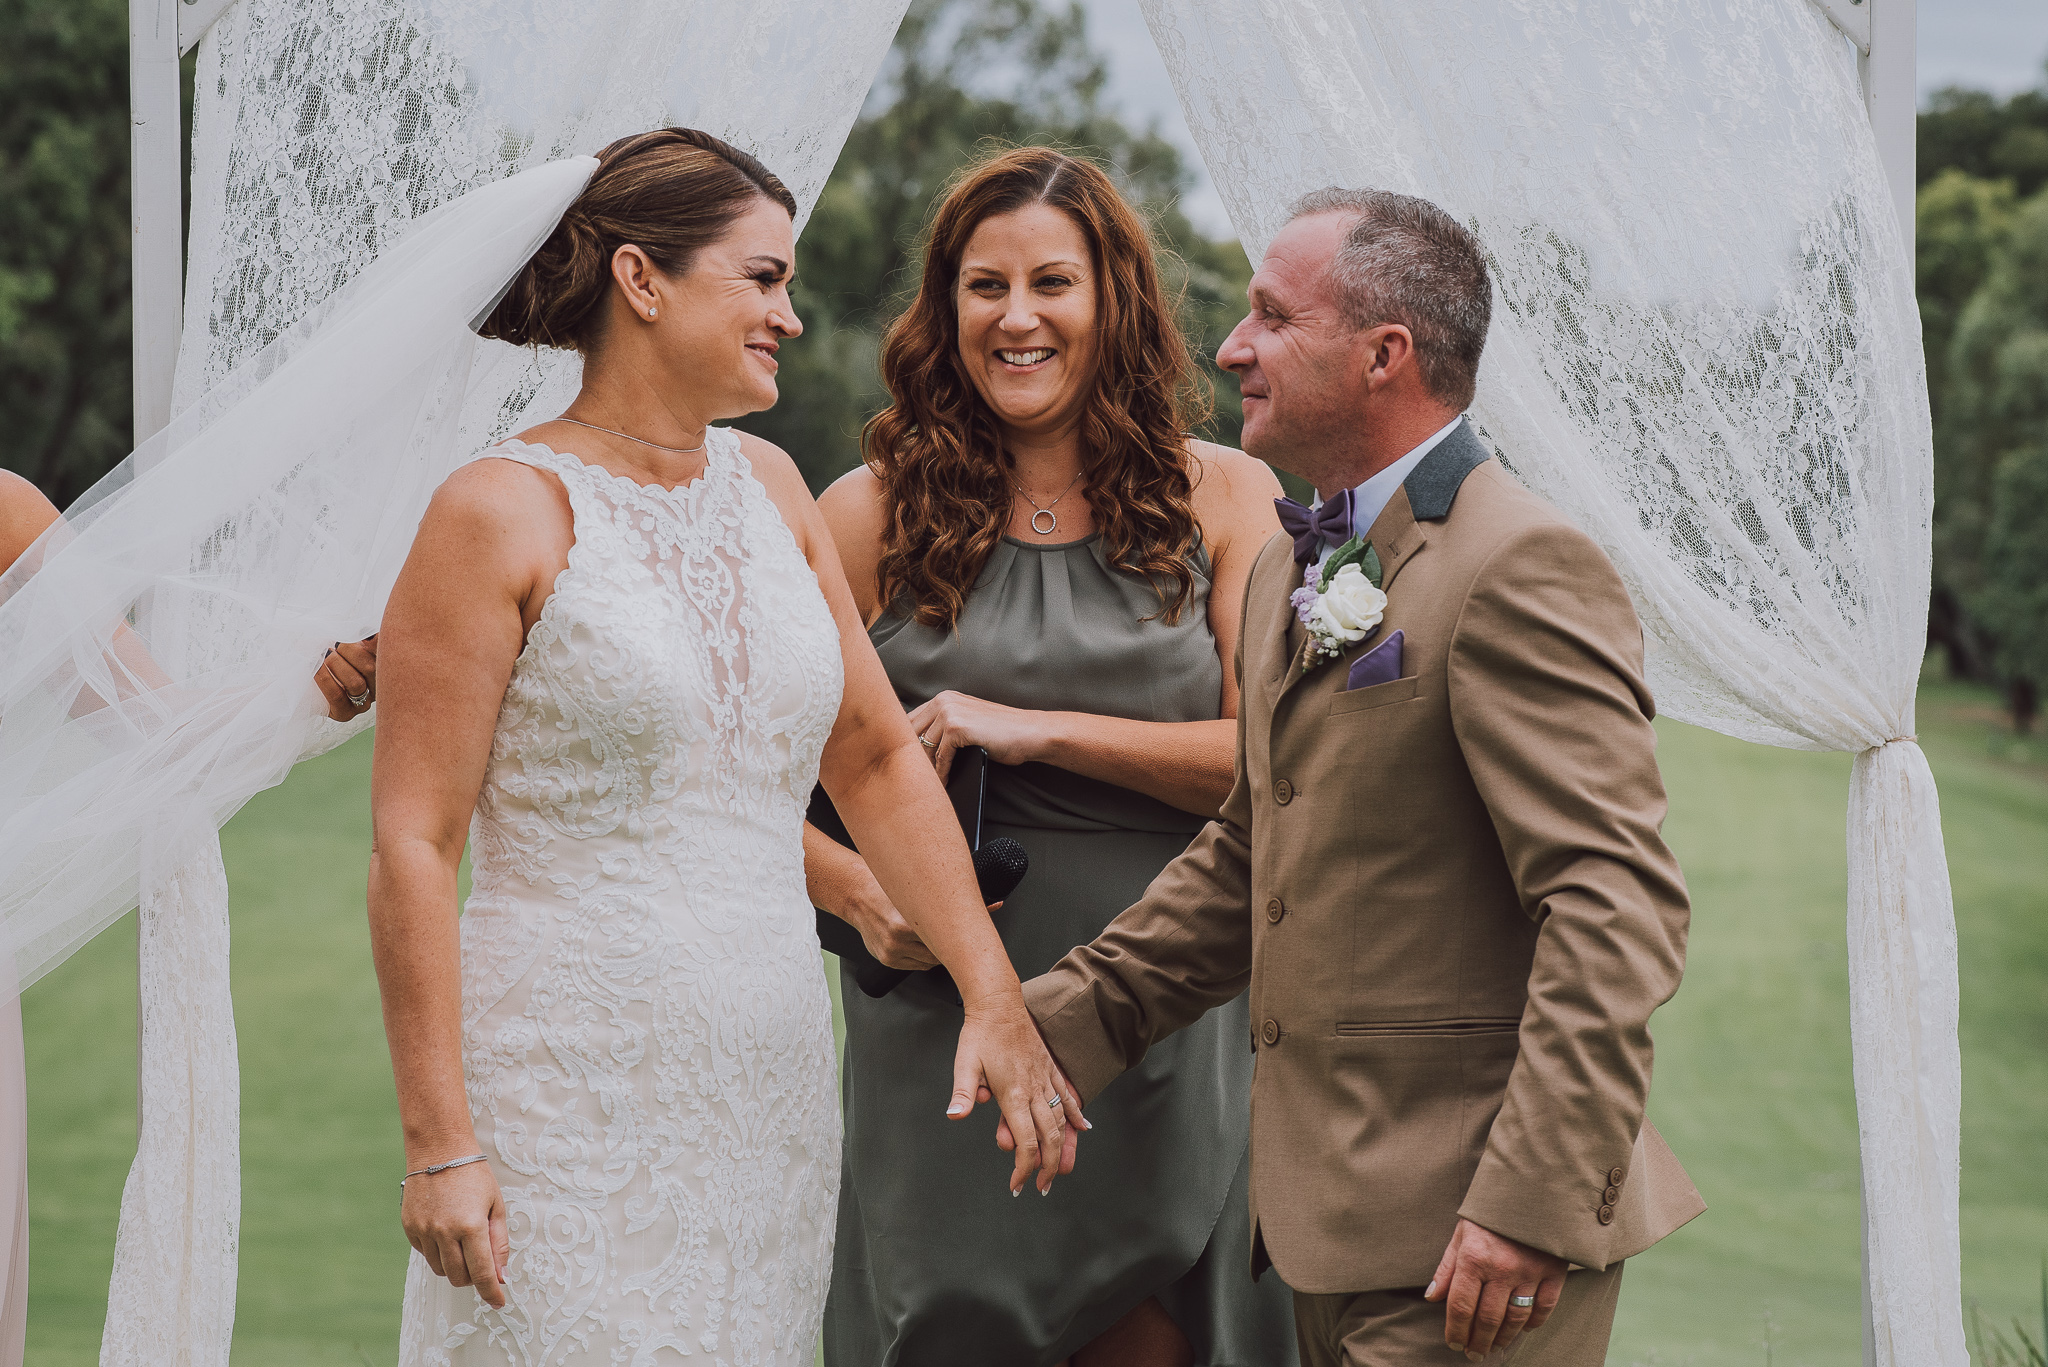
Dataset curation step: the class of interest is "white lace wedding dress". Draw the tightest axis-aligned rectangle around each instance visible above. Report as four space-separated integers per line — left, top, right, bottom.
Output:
397 429 845 1366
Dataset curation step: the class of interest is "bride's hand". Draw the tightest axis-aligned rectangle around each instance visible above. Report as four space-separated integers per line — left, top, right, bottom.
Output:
905 690 1046 782
401 1154 510 1307
948 1001 1087 1195
993 1060 1083 1176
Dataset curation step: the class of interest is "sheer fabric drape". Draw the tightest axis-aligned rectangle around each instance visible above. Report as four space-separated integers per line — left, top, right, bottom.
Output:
1138 0 1960 1362
0 2 908 1361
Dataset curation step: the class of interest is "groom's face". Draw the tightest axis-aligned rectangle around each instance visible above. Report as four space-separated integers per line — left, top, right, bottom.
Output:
1218 213 1367 491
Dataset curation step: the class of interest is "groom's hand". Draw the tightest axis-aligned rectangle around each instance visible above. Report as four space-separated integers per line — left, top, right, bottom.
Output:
1425 1217 1567 1358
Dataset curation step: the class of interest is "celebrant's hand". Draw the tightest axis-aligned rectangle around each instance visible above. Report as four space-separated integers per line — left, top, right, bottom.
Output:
1425 1217 1568 1358
318 634 380 721
837 883 941 970
949 999 1087 1195
401 1150 510 1308
905 690 1047 783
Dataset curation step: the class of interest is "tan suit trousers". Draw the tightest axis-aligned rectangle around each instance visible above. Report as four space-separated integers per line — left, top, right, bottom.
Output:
1292 1264 1625 1367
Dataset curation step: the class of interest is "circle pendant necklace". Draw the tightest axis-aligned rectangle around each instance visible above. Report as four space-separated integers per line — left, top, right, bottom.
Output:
1018 468 1083 536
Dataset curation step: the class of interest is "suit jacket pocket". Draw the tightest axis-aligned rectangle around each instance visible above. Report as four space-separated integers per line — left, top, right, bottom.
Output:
1329 675 1420 716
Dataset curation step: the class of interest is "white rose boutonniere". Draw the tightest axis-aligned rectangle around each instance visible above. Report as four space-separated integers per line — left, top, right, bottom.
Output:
1289 535 1386 664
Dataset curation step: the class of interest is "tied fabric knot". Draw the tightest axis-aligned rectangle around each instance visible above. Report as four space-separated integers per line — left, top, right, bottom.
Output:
1276 490 1356 565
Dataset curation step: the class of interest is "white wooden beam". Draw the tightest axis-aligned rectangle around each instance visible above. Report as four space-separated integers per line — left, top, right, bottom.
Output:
1809 0 1872 56
129 0 182 444
178 0 237 56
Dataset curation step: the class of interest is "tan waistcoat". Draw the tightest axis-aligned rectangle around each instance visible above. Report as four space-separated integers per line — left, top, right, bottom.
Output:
1024 422 1705 1294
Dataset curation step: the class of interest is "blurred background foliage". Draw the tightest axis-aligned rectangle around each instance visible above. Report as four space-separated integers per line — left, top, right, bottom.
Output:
1918 72 2048 732
2 0 2045 727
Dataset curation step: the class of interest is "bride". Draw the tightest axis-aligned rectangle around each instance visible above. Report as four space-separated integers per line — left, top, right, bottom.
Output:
374 128 1081 1363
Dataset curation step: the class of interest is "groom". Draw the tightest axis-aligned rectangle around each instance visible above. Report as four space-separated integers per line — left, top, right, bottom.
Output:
1023 189 1704 1365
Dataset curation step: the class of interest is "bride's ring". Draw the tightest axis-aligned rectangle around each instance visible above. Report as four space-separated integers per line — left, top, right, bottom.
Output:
918 735 938 750
348 689 372 708
1046 1096 1062 1108
1509 1294 1536 1309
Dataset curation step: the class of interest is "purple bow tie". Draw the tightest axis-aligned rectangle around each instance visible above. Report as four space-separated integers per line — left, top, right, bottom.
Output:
1275 489 1356 565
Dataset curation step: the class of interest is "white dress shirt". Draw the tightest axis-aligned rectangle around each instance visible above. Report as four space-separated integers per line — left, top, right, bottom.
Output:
1309 415 1465 573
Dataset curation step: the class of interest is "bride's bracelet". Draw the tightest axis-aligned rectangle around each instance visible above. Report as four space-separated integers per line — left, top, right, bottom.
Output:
400 1153 488 1190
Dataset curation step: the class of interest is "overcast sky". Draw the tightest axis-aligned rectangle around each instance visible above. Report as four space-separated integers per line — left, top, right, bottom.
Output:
1075 0 2048 237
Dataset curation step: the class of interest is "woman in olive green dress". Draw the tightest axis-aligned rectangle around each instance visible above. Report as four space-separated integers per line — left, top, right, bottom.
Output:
807 148 1297 1367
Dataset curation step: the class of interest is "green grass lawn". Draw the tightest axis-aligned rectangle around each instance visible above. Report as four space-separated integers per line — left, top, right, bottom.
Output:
22 679 2047 1365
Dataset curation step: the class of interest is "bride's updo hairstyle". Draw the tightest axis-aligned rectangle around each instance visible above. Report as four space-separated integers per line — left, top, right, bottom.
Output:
481 127 797 352
864 146 1208 630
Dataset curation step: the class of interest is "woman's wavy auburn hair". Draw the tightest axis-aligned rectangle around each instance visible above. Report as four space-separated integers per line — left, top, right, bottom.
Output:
863 146 1210 630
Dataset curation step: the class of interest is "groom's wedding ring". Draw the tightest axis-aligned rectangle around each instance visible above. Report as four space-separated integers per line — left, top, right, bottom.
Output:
1509 1294 1537 1309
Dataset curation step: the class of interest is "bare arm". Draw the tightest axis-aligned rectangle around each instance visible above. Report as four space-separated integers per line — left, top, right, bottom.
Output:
368 457 564 1308
823 445 1283 819
742 433 1083 1192
0 471 60 576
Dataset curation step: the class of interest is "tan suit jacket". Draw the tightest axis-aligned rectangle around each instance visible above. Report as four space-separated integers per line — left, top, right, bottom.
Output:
1024 421 1704 1295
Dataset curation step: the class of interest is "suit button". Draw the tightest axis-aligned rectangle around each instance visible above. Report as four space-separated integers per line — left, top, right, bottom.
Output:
1261 1019 1280 1046
1609 1167 1625 1185
1266 898 1286 924
1604 1185 1621 1204
1272 778 1294 805
1597 1205 1615 1225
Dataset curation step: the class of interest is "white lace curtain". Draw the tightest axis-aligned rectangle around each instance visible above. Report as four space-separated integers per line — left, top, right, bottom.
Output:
1139 0 1958 1361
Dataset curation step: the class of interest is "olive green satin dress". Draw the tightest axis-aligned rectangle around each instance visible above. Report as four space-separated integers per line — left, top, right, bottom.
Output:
824 534 1297 1366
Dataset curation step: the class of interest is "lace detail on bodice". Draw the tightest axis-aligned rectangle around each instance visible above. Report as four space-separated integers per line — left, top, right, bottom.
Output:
399 428 845 1366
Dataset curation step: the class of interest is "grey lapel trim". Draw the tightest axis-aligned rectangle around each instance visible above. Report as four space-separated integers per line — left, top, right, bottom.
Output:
1402 417 1490 521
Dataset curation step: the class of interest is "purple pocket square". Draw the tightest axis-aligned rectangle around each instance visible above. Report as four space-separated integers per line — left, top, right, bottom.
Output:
1345 629 1404 691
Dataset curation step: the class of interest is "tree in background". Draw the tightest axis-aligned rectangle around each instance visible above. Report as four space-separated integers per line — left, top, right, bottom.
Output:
1918 80 2048 202
739 0 1252 490
1917 64 2048 728
0 0 136 508
1942 189 2048 730
1917 170 2016 682
1978 445 2048 733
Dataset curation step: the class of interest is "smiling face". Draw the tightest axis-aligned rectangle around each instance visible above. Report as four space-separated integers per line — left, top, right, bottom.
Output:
647 195 802 420
1216 211 1368 489
954 203 1101 441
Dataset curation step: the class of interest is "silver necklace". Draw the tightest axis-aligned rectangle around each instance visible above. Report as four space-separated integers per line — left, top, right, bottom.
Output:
556 416 707 455
1016 468 1084 536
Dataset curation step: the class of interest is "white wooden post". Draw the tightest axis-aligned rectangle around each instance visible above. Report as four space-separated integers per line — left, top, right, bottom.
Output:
1808 4 1923 1364
128 0 238 1190
1809 0 1917 259
1863 0 1918 261
128 0 183 445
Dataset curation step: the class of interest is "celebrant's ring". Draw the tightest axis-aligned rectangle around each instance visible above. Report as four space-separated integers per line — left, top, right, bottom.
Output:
919 735 938 749
1509 1294 1536 1309
348 688 372 708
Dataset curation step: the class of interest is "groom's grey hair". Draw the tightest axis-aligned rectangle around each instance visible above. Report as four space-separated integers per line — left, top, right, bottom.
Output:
1288 187 1492 410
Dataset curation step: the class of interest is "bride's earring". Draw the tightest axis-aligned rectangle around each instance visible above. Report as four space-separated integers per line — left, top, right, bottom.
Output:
647 307 658 320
